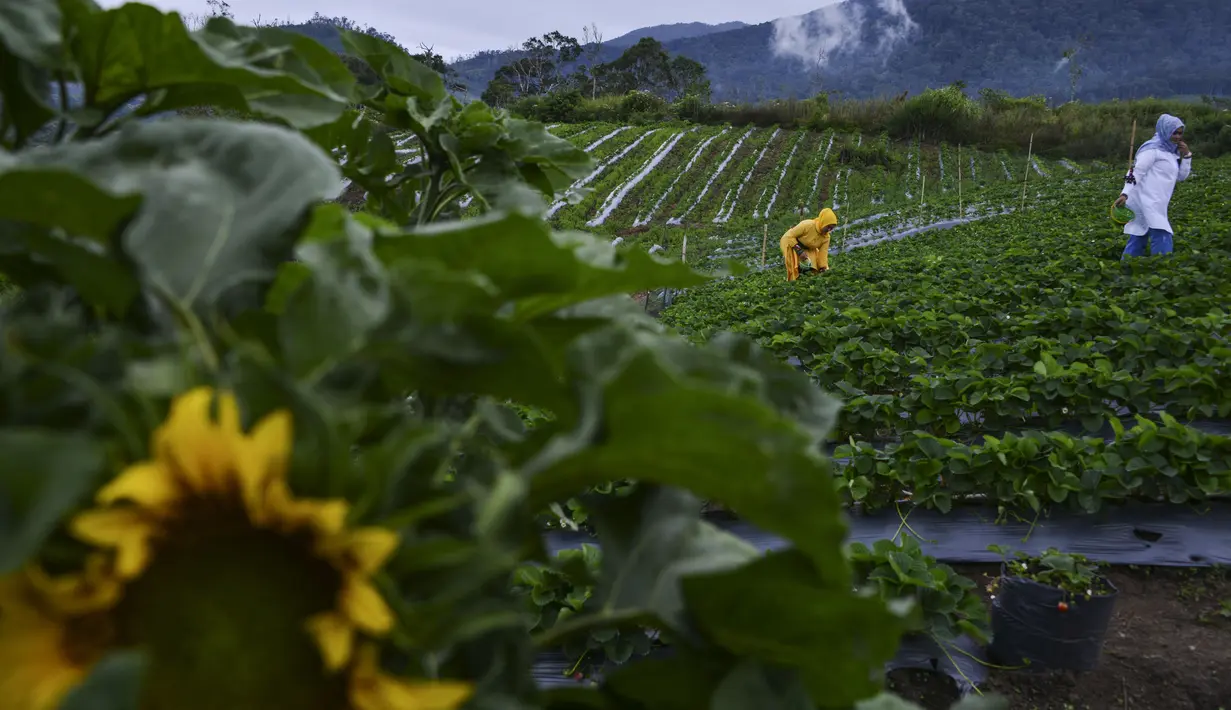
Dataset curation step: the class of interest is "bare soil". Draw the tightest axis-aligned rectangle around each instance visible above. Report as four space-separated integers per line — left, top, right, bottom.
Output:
890 564 1231 710
337 181 367 211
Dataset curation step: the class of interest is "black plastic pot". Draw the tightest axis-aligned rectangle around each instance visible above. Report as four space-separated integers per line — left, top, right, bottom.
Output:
988 565 1119 672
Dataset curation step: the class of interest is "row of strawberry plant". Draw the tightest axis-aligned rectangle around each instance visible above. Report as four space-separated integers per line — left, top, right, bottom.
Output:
552 126 683 228
836 413 1231 514
829 358 1229 442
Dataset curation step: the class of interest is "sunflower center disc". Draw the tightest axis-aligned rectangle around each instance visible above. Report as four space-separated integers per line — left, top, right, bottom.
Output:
118 523 347 710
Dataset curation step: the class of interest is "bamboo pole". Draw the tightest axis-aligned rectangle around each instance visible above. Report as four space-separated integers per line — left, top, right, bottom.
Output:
761 224 768 267
681 235 688 263
1020 132 1034 211
1126 119 1138 180
920 173 926 205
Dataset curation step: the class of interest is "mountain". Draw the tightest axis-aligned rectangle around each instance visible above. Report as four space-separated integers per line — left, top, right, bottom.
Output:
605 21 749 49
449 0 1231 103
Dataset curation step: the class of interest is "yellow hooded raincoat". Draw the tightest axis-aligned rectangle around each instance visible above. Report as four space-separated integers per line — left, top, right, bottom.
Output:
780 208 838 281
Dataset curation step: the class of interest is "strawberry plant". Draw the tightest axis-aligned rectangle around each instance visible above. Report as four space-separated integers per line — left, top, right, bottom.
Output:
987 546 1112 599
512 545 658 673
847 537 991 644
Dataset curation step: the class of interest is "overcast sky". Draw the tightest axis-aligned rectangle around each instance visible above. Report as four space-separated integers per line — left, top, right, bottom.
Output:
101 0 835 60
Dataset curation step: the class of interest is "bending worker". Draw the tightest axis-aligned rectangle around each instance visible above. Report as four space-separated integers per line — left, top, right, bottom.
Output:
780 207 838 281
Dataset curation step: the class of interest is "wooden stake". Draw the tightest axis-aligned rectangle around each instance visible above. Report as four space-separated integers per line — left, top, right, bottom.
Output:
1126 119 1138 180
1021 132 1034 211
761 224 768 267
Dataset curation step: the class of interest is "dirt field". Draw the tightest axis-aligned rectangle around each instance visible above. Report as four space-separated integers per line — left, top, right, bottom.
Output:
887 565 1231 710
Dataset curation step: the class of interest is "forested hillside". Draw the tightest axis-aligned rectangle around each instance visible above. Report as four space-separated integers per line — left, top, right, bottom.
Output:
605 21 749 49
448 0 1231 102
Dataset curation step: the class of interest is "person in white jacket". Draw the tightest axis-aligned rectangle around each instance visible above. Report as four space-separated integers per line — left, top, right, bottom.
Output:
1113 113 1193 258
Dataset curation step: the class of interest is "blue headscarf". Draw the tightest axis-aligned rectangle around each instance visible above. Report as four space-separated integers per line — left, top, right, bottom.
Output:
1137 114 1184 156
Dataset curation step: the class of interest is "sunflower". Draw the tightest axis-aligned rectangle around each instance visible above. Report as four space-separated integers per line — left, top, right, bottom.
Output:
26 386 476 710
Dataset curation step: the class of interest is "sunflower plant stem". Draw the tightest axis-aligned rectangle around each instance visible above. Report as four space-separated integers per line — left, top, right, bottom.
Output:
158 287 220 373
430 408 483 485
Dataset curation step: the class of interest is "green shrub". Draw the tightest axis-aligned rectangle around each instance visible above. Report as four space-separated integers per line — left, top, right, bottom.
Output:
888 84 983 143
619 90 668 120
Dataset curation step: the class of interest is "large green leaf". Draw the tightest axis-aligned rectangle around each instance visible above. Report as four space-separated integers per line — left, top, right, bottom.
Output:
0 429 105 573
0 0 62 65
277 209 392 378
710 661 814 710
466 118 592 206
0 225 139 315
599 655 740 710
338 29 447 107
0 0 62 143
373 212 710 319
538 486 757 645
64 4 354 128
522 327 849 578
0 159 143 243
13 119 340 312
682 549 909 709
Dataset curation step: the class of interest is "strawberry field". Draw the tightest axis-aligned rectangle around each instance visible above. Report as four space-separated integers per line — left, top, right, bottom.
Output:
644 153 1231 708
662 155 1231 514
428 122 1089 247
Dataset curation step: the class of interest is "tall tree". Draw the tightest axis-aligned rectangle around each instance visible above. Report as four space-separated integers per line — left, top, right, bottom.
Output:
581 23 604 100
486 31 583 100
596 38 674 96
412 44 467 93
593 38 711 100
669 55 710 100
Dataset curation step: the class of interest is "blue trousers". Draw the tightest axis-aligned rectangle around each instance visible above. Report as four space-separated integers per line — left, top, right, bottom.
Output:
1122 228 1173 258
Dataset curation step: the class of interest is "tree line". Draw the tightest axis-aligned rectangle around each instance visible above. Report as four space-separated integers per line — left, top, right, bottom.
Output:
477 29 711 108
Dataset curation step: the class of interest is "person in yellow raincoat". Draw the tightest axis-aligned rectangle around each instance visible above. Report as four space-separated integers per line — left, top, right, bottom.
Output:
780 207 838 281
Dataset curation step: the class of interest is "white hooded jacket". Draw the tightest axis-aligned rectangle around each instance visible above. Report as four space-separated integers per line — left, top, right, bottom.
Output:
1120 147 1192 236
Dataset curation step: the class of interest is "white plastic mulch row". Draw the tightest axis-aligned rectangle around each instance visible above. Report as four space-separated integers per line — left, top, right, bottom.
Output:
636 127 729 227
583 126 631 153
546 128 657 218
808 132 836 206
587 129 692 227
668 127 754 225
713 128 780 223
757 131 806 219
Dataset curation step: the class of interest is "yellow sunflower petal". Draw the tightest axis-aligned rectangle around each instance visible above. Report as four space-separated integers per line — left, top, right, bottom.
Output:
70 509 156 579
350 645 473 710
339 577 394 635
236 409 293 526
25 558 122 616
155 387 243 495
97 461 184 510
0 574 96 710
275 495 349 539
305 611 355 672
353 677 474 710
324 528 400 576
